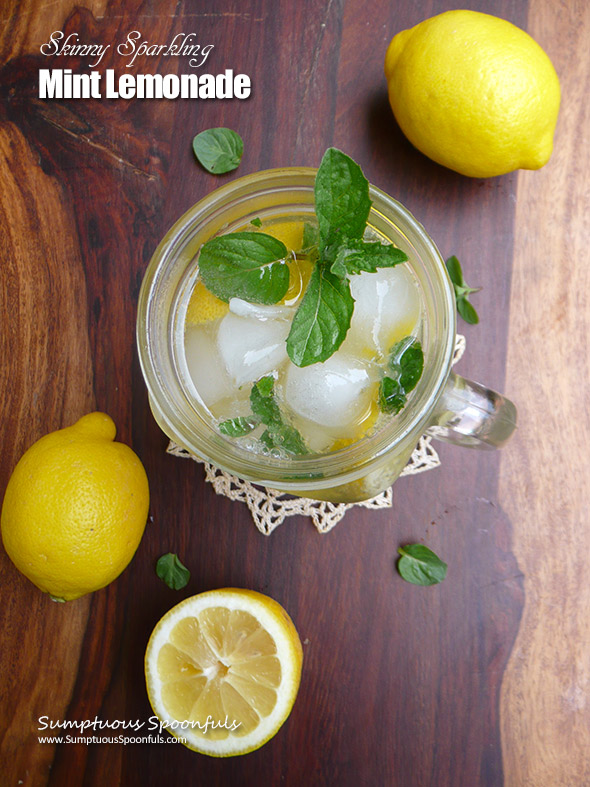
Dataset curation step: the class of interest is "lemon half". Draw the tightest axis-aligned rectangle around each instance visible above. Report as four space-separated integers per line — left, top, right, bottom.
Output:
145 589 303 756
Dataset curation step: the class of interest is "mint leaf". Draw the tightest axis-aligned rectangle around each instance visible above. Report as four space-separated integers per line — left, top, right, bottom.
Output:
445 255 480 325
457 297 479 325
192 128 243 174
301 222 320 253
329 240 408 279
379 376 406 415
218 416 259 437
397 544 447 586
250 376 283 424
378 336 424 415
445 255 464 287
389 337 423 392
199 232 290 304
156 553 191 590
314 148 371 256
286 266 354 367
250 376 308 454
250 217 262 228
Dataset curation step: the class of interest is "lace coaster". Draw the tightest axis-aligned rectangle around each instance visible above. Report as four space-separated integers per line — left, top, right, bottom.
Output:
167 335 466 535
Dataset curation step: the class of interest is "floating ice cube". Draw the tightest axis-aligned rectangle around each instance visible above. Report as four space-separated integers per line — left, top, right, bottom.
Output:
217 312 290 387
229 298 293 321
283 353 375 429
184 325 233 408
344 266 421 358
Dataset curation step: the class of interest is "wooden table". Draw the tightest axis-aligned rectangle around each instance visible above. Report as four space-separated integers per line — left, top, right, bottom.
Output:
1 1 589 784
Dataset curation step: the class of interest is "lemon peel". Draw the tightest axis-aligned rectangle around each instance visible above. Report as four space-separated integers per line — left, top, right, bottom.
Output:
385 10 560 177
0 412 149 601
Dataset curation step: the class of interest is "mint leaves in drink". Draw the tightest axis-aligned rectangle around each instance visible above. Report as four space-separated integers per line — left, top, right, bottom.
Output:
397 544 447 586
197 148 409 366
156 553 191 590
378 337 424 415
218 376 308 455
198 232 290 304
192 128 243 174
445 255 480 325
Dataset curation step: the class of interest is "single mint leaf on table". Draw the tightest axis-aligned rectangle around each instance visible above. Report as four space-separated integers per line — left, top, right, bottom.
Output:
329 239 408 279
445 255 480 325
250 376 308 454
218 416 259 437
314 147 372 256
156 553 191 590
397 544 447 586
192 128 243 174
286 266 354 367
198 232 290 304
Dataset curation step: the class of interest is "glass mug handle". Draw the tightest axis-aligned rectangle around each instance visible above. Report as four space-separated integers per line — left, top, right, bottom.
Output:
428 372 517 450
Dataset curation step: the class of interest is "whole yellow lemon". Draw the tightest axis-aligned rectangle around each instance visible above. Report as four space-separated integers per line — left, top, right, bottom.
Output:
384 10 561 177
1 412 149 601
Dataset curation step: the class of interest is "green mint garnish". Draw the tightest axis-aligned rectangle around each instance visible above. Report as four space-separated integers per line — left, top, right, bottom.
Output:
250 217 262 228
301 222 320 254
397 544 447 586
286 266 354 367
314 147 371 257
378 337 424 415
197 147 410 368
192 128 243 174
286 148 406 366
156 553 191 590
445 255 480 325
329 239 408 279
198 232 290 304
218 416 259 437
250 376 308 455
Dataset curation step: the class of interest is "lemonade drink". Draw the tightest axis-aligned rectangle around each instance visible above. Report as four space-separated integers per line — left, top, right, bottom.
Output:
181 214 423 457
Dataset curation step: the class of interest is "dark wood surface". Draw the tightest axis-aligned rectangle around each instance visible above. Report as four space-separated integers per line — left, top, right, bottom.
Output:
1 1 588 785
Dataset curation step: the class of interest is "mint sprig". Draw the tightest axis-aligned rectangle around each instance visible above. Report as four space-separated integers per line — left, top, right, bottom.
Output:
445 255 480 325
218 377 308 455
198 232 290 304
250 377 308 455
197 148 410 367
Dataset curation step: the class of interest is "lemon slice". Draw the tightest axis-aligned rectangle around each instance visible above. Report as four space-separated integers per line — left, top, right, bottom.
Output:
145 589 303 756
185 280 229 325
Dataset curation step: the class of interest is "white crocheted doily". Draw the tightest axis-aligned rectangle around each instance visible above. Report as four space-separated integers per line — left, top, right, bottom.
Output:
167 335 466 534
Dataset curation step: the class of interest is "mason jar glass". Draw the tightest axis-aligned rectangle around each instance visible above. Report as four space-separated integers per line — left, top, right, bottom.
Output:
137 168 516 503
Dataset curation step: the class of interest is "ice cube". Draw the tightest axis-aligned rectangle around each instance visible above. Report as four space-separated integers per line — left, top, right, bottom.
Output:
217 312 290 386
283 353 375 429
184 325 233 408
344 266 421 358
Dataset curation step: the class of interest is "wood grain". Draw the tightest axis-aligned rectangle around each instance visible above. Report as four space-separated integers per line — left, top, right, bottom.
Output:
0 0 583 784
499 1 590 784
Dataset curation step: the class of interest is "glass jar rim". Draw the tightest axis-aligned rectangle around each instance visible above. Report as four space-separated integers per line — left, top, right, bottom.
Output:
137 167 456 488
